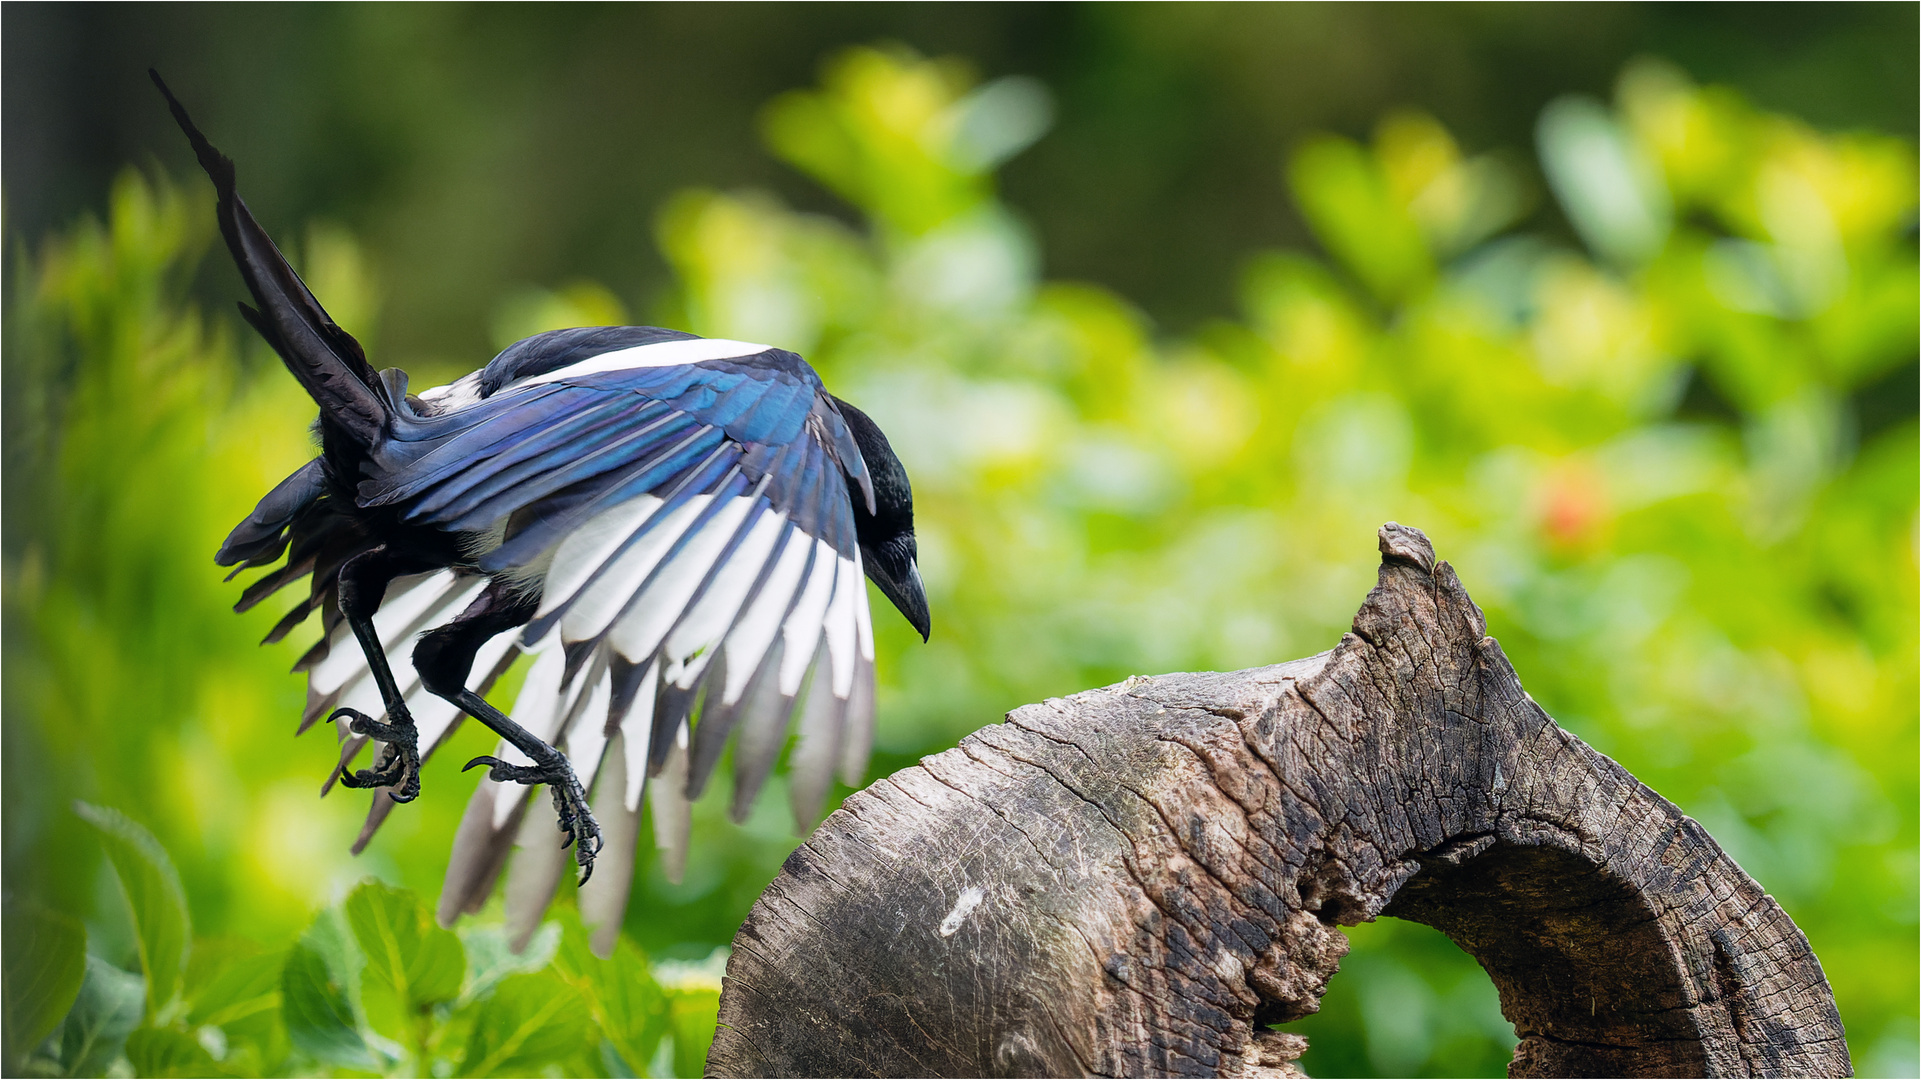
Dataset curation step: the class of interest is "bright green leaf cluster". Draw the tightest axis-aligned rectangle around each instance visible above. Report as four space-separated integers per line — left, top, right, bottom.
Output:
551 916 671 1075
10 806 704 1077
76 802 192 1023
346 880 465 1055
3 42 1913 1080
761 45 1049 237
1 905 88 1065
657 48 1918 1077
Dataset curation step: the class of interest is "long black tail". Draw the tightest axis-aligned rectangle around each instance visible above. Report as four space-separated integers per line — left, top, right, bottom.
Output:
151 70 388 447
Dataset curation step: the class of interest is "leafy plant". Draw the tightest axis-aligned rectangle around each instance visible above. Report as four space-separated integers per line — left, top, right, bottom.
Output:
653 47 1917 1077
3 42 1913 1080
1 905 87 1067
76 802 192 1023
13 804 707 1076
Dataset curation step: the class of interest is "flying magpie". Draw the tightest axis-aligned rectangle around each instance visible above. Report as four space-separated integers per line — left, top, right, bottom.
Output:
154 73 929 936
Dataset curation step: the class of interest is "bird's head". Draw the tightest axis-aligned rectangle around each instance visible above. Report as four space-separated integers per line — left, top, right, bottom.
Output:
832 396 930 642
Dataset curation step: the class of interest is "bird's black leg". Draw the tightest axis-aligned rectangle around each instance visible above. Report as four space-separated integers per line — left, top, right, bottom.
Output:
333 544 441 802
415 578 604 881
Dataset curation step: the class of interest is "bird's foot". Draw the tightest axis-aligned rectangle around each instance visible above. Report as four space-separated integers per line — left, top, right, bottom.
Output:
463 753 603 883
333 707 422 803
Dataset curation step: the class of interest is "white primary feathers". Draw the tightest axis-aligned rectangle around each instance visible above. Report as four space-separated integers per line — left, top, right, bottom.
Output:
320 485 877 956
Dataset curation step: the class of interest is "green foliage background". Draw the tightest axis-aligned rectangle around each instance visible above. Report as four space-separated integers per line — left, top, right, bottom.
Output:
4 17 1916 1080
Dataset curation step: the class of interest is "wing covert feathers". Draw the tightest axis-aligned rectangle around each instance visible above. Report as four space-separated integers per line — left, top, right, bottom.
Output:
182 63 902 943
212 323 887 942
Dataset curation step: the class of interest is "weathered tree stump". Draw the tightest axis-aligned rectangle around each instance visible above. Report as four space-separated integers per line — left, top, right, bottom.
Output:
709 524 1848 1078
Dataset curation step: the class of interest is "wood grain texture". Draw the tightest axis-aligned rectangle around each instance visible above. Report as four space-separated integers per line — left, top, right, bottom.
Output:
709 524 1849 1078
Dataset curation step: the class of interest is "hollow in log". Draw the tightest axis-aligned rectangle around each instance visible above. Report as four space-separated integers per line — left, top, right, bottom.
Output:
709 523 1849 1078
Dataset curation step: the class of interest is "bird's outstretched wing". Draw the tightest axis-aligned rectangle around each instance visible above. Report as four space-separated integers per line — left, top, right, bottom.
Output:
357 329 882 947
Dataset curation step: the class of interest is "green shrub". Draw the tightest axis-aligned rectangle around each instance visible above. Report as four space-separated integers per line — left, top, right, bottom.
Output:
4 46 1912 1077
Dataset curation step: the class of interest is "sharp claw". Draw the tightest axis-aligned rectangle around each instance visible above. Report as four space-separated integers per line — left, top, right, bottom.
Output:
469 754 602 880
331 713 421 799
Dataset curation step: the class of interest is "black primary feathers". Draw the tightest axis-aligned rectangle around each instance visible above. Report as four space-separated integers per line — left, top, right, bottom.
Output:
154 71 929 954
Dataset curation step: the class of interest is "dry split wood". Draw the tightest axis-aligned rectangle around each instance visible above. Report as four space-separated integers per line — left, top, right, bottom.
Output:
709 523 1848 1078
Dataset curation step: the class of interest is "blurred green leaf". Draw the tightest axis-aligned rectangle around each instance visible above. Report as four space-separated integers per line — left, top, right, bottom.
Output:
1288 134 1433 302
4 37 1914 1080
457 970 590 1078
666 986 721 1079
185 940 280 1029
346 880 466 1014
183 940 286 1071
1537 95 1673 265
123 1025 223 1078
2 904 87 1068
552 912 668 1073
761 45 992 235
55 957 144 1078
73 802 189 1022
650 950 726 1080
948 76 1054 171
281 915 379 1072
455 922 559 1008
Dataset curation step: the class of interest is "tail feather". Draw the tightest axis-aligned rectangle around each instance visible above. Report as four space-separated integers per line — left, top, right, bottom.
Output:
218 458 328 568
437 780 529 928
151 70 388 447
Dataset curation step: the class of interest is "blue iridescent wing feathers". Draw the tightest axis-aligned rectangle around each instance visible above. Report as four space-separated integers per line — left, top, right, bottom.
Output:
163 67 924 954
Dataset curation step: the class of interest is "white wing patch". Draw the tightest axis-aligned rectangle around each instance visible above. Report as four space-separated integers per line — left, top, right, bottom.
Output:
414 370 486 410
619 660 660 811
606 494 758 662
535 495 662 619
778 541 838 695
720 528 812 704
309 570 520 846
663 510 787 672
822 555 860 697
513 337 774 388
437 482 876 934
558 495 712 642
309 570 479 695
408 361 883 952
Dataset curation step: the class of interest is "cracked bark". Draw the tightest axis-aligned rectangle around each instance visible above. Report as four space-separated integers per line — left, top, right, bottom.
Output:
707 524 1849 1079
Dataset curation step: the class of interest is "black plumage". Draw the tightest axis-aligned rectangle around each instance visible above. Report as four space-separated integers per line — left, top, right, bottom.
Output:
154 72 929 950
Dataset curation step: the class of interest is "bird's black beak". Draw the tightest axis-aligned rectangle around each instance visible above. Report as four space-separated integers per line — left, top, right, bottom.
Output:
863 541 931 642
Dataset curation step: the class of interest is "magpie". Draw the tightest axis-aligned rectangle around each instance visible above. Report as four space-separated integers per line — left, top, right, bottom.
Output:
154 73 929 936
